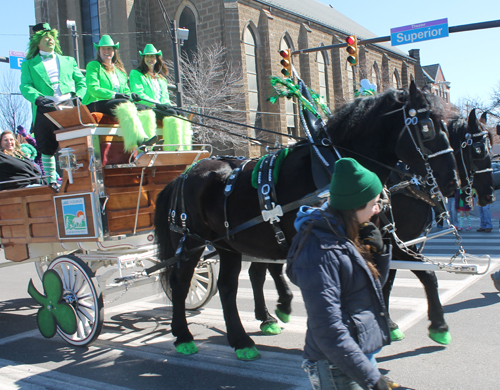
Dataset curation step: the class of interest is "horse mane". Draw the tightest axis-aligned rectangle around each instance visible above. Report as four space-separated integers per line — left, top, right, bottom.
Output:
447 116 467 151
325 87 446 144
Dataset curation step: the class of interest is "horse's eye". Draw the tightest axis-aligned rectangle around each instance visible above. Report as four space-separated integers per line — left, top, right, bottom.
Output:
408 108 417 117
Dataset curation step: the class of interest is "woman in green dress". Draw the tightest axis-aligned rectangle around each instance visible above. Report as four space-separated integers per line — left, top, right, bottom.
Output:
129 44 191 149
82 35 157 152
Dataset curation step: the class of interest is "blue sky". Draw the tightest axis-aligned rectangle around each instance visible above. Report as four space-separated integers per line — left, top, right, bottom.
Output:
1 0 498 106
319 0 500 105
0 1 35 89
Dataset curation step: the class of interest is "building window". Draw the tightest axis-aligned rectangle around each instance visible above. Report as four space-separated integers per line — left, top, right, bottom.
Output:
392 70 400 89
244 27 260 136
179 7 197 62
317 51 329 105
371 65 378 90
346 60 354 100
280 36 295 137
81 0 99 64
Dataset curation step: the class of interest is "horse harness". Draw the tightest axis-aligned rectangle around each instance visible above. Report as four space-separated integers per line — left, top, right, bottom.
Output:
384 105 454 202
155 85 458 272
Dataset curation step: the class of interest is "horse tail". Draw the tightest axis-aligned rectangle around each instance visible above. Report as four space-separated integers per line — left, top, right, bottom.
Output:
154 179 178 263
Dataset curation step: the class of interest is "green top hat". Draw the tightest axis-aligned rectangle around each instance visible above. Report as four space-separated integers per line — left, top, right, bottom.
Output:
139 44 162 57
33 23 51 33
94 35 119 50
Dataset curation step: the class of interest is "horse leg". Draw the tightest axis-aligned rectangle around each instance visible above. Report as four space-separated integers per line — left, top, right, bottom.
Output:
382 269 405 341
218 250 260 360
248 263 281 335
268 263 293 323
412 269 451 345
169 247 205 355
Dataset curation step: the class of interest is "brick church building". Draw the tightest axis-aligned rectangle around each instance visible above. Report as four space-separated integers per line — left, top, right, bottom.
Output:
34 0 438 156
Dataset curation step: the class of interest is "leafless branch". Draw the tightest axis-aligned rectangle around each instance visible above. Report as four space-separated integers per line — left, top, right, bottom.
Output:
0 71 32 132
167 44 248 151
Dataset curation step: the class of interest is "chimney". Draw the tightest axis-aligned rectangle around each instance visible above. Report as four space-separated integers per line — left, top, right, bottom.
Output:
408 49 425 89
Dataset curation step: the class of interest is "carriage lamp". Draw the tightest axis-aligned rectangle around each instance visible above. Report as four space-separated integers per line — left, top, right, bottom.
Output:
58 148 83 184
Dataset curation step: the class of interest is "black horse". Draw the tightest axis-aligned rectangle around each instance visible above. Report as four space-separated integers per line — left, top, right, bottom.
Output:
154 81 459 360
251 109 495 344
383 109 495 344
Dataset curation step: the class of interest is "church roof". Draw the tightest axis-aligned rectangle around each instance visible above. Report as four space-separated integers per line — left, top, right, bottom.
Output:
254 0 412 59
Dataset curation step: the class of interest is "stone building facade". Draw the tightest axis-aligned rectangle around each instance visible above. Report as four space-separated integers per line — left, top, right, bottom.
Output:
34 0 420 156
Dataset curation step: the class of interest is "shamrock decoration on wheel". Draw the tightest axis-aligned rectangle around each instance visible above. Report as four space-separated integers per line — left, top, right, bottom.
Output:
28 270 77 338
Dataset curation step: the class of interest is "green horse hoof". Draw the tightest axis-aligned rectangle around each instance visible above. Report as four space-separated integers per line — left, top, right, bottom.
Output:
236 346 261 361
176 341 198 355
429 329 451 345
275 308 291 323
261 322 281 335
390 328 405 341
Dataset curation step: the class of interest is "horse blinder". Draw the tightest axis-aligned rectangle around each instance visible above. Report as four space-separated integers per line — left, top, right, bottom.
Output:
406 108 436 144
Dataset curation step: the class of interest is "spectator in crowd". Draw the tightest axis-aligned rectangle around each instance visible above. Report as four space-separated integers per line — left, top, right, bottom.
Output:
0 130 42 190
477 203 492 232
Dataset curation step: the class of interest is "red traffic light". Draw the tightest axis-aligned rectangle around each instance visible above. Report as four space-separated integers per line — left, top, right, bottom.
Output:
279 49 292 78
345 35 358 66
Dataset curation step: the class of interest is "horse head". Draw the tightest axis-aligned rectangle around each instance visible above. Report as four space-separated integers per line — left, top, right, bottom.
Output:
325 80 459 198
449 109 495 206
392 81 459 198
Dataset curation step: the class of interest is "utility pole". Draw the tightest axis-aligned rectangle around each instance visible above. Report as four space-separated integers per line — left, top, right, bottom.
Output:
157 0 188 109
171 19 183 108
66 20 80 67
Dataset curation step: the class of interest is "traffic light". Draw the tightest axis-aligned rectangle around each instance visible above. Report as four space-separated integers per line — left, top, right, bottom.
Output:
345 35 358 66
279 49 292 78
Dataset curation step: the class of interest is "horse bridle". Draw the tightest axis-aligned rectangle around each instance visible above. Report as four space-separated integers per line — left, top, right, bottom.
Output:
457 130 493 207
386 104 453 202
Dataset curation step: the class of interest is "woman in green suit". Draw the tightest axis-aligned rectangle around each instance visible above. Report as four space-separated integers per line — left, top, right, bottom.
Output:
129 44 171 111
82 35 156 152
20 22 86 184
129 44 191 150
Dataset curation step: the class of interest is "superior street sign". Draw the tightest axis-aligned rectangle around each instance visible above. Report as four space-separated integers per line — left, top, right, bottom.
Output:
390 18 449 46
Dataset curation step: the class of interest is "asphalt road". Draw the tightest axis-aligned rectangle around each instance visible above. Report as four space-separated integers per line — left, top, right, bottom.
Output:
1 193 500 389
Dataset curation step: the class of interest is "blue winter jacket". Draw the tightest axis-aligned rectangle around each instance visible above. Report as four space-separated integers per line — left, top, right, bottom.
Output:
287 205 391 389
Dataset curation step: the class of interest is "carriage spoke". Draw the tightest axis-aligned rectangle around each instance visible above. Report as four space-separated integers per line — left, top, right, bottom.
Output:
73 271 84 295
77 305 95 323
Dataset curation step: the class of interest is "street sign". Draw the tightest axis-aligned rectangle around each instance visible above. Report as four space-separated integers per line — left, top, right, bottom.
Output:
390 18 449 46
9 50 26 70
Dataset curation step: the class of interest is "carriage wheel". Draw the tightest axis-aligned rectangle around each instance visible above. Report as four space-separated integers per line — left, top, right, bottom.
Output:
165 260 219 310
47 255 104 346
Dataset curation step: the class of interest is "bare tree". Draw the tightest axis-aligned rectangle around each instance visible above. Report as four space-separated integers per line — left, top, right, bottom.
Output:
169 44 248 151
0 71 32 132
489 81 500 122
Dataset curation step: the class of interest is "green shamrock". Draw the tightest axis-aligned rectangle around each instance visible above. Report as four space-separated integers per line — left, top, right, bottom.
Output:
28 270 77 338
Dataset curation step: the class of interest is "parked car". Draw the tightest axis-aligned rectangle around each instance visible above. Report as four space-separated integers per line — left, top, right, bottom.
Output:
493 162 500 189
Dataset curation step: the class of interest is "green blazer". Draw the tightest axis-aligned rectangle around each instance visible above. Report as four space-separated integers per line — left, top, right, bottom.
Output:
129 69 171 107
20 53 86 124
82 61 131 105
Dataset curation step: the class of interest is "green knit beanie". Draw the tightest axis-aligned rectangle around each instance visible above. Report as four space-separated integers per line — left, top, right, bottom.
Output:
329 158 383 210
